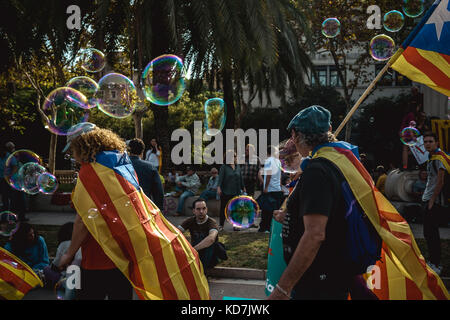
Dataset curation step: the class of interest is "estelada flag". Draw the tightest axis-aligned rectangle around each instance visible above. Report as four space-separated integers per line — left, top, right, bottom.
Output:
0 247 43 300
313 143 449 300
430 149 450 173
71 151 210 300
389 0 450 96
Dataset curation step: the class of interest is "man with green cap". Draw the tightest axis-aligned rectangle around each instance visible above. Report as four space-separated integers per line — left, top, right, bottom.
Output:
268 105 357 300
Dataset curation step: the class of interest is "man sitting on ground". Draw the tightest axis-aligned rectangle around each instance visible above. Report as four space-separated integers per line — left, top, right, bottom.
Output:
177 199 226 270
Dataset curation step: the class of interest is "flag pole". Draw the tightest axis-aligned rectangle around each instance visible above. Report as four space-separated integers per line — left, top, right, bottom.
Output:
334 60 393 137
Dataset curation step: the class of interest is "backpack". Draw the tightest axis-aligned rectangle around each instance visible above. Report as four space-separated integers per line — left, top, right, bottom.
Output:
341 180 382 275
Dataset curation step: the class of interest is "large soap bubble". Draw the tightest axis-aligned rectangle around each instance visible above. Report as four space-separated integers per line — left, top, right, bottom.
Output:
43 87 90 136
225 196 260 229
96 73 137 118
4 150 42 192
78 48 106 73
369 34 396 61
204 98 226 136
18 162 47 195
321 18 341 38
66 76 99 109
383 10 405 32
142 54 186 106
402 0 425 18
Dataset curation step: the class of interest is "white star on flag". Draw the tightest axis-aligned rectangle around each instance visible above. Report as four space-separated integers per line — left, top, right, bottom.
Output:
426 0 450 41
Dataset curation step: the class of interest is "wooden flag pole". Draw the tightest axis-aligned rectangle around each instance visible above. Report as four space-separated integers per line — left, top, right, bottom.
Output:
334 61 393 137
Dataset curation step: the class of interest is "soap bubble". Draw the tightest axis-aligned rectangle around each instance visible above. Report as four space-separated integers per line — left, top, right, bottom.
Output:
204 98 226 136
79 48 106 73
383 10 405 32
0 211 19 237
278 138 302 175
38 172 59 195
225 196 260 229
18 163 47 195
142 54 186 106
43 87 90 135
400 126 420 146
87 208 99 219
4 150 42 191
66 76 99 109
321 18 341 38
369 34 396 61
96 73 137 118
402 0 425 18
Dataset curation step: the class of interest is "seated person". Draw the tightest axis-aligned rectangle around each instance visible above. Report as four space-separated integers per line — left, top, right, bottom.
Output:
375 165 387 195
127 138 164 209
411 169 427 201
174 166 201 216
199 167 219 201
4 223 49 273
177 199 226 269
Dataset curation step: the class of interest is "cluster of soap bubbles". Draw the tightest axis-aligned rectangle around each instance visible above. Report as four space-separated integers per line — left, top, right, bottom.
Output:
0 211 19 237
400 121 421 146
225 196 260 229
4 150 59 196
42 49 189 136
321 1 425 62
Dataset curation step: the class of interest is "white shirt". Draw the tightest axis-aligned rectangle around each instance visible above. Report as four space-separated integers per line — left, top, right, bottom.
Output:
145 149 161 168
263 157 282 192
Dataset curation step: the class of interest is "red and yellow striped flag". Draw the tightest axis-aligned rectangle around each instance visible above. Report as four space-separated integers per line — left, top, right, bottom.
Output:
430 149 450 173
0 247 43 300
389 0 450 96
313 144 449 300
71 151 210 300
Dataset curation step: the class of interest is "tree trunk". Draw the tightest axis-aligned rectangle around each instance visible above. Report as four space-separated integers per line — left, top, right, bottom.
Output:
48 134 57 174
222 67 235 130
133 111 144 140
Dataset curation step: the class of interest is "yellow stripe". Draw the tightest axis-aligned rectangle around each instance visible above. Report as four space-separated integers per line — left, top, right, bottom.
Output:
0 279 24 300
0 248 43 288
416 48 450 78
314 147 450 300
385 253 407 300
391 55 450 96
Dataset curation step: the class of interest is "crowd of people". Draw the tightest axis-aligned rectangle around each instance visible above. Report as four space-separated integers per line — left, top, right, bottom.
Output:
1 100 448 300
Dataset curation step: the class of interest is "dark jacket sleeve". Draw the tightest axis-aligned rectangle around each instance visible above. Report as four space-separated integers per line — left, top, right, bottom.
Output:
150 169 164 209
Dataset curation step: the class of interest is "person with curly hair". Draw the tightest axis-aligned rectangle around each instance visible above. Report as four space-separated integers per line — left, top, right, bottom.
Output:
59 122 133 300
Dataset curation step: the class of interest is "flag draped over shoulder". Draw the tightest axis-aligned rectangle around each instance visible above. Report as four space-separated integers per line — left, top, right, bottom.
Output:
313 143 449 300
0 247 43 300
389 0 450 96
430 149 450 173
71 151 210 300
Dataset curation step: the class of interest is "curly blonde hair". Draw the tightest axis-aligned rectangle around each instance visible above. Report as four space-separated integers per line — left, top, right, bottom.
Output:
70 128 126 163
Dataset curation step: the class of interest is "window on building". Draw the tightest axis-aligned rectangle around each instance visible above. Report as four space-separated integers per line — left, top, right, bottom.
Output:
375 64 411 87
311 67 327 86
329 66 342 87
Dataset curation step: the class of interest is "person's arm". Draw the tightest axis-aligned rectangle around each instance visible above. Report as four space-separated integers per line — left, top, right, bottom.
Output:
58 214 89 270
217 166 225 196
150 169 164 209
193 230 218 251
33 236 50 270
268 214 328 300
428 168 445 210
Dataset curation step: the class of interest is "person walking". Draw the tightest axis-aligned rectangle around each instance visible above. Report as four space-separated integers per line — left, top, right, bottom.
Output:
217 150 246 231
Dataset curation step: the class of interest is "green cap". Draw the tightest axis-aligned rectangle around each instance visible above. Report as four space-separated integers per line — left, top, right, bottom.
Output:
287 105 331 134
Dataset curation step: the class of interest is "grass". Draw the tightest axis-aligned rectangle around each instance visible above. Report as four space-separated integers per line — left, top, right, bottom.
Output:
1 225 448 278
